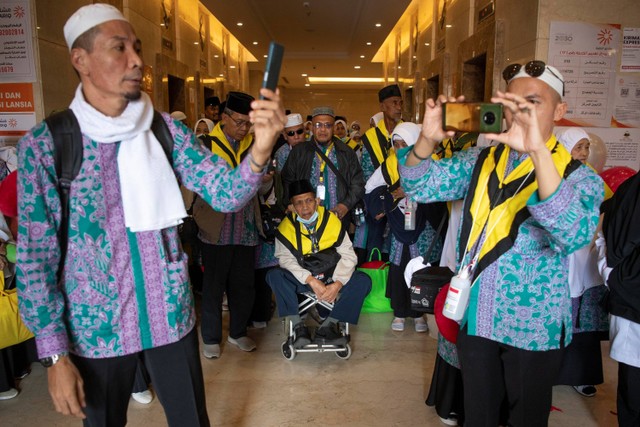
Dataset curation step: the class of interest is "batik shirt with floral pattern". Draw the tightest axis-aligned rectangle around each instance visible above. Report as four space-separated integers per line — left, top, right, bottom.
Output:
399 144 603 351
17 115 263 358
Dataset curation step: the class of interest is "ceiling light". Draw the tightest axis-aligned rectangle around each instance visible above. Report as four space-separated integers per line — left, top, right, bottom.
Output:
219 73 224 77
413 55 416 59
446 24 452 28
308 77 385 84
375 23 381 27
263 55 268 58
230 65 236 69
360 55 365 58
194 42 199 45
301 73 308 77
305 83 310 87
214 54 219 58
424 43 430 46
366 42 372 46
237 22 243 26
354 66 361 69
252 41 258 45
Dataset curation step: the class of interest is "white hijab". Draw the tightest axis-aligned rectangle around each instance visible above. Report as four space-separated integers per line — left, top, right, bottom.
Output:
70 85 187 232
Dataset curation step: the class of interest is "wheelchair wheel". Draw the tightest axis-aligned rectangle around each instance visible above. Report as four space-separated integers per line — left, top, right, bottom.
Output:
281 342 296 360
335 344 352 360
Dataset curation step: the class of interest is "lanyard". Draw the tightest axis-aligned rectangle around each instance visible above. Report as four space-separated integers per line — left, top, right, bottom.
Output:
316 143 334 184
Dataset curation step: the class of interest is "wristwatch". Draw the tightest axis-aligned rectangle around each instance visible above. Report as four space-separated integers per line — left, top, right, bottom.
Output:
40 352 68 368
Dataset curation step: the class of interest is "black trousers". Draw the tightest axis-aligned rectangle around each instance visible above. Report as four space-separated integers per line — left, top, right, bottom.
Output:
200 243 255 344
386 244 422 318
251 266 275 323
456 327 563 427
71 328 209 427
617 362 640 426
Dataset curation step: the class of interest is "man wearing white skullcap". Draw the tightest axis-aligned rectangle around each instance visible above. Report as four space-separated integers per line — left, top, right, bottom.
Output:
274 113 305 172
16 3 285 425
399 60 605 424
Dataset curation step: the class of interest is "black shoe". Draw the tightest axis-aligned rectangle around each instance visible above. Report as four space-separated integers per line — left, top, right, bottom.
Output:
314 323 346 345
293 323 311 348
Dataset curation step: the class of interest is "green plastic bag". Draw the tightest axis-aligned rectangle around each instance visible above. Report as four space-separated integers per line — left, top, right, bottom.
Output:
358 249 392 313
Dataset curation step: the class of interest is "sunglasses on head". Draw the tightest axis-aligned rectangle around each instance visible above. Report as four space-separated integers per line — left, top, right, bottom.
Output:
502 60 564 83
286 129 305 137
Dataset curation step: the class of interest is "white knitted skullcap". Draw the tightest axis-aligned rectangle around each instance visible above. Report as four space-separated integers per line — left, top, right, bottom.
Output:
508 64 564 99
64 4 128 51
285 113 303 128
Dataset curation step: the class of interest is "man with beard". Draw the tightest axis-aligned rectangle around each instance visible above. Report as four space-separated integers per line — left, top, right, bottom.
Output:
16 4 285 425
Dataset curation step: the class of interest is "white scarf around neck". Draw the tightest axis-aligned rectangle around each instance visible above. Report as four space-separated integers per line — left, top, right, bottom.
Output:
69 85 187 232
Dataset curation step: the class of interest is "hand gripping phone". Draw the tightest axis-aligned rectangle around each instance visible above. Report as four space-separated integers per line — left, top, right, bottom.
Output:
442 102 503 133
260 42 285 100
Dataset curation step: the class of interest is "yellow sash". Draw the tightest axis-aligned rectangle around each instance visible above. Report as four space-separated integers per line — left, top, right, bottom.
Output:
276 206 343 256
208 122 253 168
461 136 575 273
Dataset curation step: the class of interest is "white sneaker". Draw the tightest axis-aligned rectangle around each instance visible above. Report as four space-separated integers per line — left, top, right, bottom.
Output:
202 343 221 359
131 389 154 404
414 316 428 333
0 388 19 400
391 317 405 331
227 336 256 352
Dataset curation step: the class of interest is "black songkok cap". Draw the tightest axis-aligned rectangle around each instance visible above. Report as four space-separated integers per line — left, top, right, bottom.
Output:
205 96 220 107
289 180 316 201
225 92 254 115
378 84 402 102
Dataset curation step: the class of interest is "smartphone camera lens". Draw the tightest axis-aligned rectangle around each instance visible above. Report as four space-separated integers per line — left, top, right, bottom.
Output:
483 112 496 125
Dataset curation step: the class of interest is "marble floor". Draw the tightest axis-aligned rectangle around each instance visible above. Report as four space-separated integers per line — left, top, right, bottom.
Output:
0 313 620 426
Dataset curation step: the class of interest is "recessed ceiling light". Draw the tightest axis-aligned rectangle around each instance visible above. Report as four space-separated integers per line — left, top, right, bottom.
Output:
308 77 385 84
219 73 224 77
398 66 402 69
366 42 372 46
375 23 381 27
237 22 243 26
230 65 236 69
214 54 219 58
194 42 199 45
263 55 268 58
305 83 310 86
360 55 365 58
424 43 430 46
413 55 416 59
446 24 452 28
301 73 308 77
354 66 361 69
252 41 258 45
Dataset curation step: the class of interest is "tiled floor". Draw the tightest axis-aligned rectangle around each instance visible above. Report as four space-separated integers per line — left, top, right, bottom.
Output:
0 313 620 426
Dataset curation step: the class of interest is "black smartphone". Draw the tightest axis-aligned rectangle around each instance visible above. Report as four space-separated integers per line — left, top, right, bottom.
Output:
442 102 503 133
260 42 285 100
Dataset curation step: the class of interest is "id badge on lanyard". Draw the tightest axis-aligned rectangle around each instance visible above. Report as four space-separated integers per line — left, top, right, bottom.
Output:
316 184 326 201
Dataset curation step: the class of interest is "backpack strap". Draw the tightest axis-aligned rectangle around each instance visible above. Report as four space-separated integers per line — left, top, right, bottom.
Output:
151 111 174 166
45 109 174 282
45 109 83 282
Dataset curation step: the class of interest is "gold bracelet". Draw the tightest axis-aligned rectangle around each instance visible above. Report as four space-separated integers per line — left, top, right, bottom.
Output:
411 147 431 161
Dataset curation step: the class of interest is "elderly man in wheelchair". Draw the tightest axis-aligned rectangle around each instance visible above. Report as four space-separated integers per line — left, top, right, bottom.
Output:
266 180 371 359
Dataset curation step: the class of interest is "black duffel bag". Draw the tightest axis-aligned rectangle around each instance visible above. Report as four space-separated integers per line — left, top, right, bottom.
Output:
301 247 341 284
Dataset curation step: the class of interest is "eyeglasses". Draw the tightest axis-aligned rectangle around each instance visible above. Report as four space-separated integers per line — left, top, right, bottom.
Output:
286 128 305 137
502 60 564 84
224 109 251 128
314 122 334 130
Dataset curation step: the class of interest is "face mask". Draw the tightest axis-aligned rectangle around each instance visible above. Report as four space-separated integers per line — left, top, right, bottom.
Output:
296 210 318 226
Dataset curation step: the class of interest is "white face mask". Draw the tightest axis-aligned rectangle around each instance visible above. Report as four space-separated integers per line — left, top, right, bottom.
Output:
296 210 318 226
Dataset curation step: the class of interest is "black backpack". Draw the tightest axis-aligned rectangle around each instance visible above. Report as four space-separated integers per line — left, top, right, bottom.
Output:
45 109 174 279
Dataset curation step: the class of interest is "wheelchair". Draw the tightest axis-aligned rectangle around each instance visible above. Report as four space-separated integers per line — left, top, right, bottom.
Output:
281 292 352 360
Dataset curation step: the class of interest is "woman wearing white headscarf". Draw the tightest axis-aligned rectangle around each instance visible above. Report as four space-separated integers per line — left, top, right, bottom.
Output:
194 118 214 137
554 127 609 397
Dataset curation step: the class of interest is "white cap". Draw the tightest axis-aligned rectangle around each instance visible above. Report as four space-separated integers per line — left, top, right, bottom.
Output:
285 113 303 128
391 122 421 147
508 64 564 99
170 111 187 121
557 127 590 153
64 4 128 51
